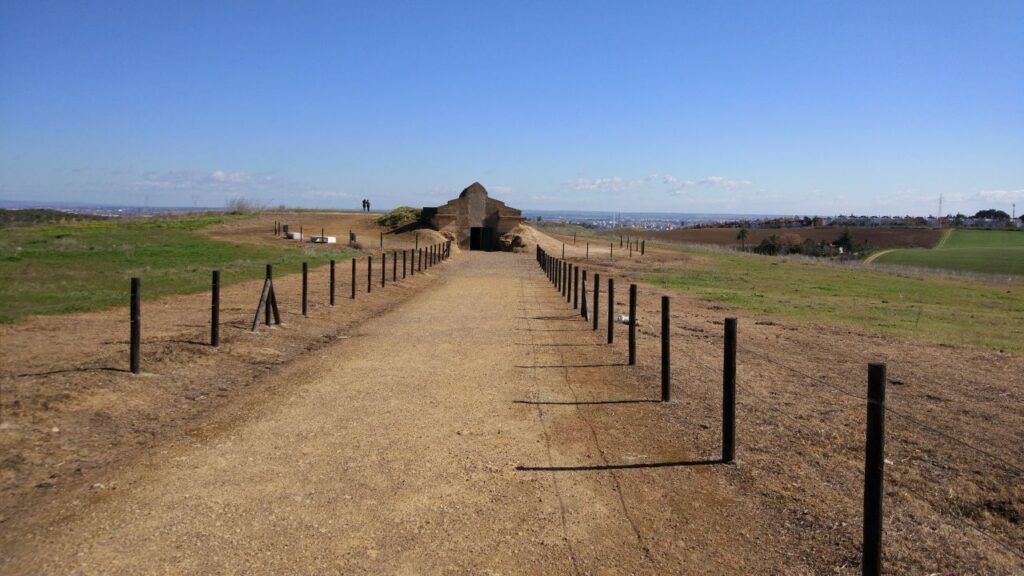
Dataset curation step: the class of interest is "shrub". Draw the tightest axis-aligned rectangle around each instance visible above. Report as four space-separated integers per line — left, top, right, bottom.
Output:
225 197 269 214
376 206 421 229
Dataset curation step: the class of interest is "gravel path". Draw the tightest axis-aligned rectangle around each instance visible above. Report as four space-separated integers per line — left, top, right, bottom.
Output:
1 253 779 574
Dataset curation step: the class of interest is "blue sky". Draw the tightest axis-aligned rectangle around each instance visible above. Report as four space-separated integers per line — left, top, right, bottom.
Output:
1 1 1022 215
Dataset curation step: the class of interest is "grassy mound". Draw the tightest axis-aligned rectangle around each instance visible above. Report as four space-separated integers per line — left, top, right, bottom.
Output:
376 206 421 230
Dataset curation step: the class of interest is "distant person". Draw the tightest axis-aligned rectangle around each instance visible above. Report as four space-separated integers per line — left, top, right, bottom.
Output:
361 199 367 212
366 199 371 212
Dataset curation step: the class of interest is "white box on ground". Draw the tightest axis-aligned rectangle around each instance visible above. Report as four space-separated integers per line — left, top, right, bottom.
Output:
310 236 337 244
286 232 302 240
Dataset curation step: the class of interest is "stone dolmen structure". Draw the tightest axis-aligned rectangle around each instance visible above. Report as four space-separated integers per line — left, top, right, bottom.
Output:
421 182 524 251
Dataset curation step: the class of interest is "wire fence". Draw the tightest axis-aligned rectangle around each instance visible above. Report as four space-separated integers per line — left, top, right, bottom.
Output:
534 245 1023 574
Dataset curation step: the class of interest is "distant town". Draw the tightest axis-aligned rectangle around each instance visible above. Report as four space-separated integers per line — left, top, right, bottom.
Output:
1 200 1021 230
524 209 1024 230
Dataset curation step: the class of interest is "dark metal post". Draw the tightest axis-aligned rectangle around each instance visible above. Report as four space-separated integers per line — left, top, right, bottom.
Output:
862 363 886 576
265 265 273 325
302 262 308 316
130 277 141 374
330 260 336 306
211 270 220 346
573 266 579 309
567 264 573 303
607 278 615 343
641 240 646 255
351 258 356 299
562 243 565 258
581 270 588 319
723 318 737 462
392 251 397 281
403 250 407 278
628 284 637 365
661 296 670 401
593 273 600 329
368 256 373 293
381 252 386 288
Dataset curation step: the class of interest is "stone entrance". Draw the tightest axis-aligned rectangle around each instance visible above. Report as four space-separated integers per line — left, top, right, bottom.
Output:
421 182 524 251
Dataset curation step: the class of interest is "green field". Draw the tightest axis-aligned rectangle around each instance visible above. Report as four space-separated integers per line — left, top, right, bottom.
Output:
647 247 1024 353
872 229 1024 275
0 214 353 323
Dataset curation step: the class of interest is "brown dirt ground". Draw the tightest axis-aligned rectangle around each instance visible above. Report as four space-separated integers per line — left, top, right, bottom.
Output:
0 224 1020 574
0 242 452 526
619 226 944 250
538 229 1023 574
203 211 451 253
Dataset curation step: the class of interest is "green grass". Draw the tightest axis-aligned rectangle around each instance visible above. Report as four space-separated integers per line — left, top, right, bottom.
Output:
0 214 354 323
873 229 1024 275
647 247 1024 353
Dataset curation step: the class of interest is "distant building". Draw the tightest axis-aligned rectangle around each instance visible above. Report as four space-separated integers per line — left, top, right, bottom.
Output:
421 182 525 251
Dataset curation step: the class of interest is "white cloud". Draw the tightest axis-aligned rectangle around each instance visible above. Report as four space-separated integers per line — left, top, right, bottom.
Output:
570 176 631 192
668 175 752 195
976 188 1024 203
131 169 274 192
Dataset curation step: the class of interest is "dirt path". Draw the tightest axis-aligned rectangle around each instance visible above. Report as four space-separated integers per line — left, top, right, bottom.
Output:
865 227 953 264
862 248 895 264
0 253 785 574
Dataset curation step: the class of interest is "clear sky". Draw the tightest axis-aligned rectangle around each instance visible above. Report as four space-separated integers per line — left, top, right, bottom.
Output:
1 1 1022 216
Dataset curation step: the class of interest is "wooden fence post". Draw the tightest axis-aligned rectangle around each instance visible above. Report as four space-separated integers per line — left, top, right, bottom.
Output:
211 270 220 346
628 284 637 365
607 278 615 343
581 270 588 319
592 273 600 329
403 250 407 278
130 277 141 374
265 265 273 325
723 318 737 462
862 363 887 576
661 296 670 401
381 252 386 288
351 258 356 299
569 265 576 304
367 256 373 293
573 266 579 309
302 262 308 316
330 260 336 306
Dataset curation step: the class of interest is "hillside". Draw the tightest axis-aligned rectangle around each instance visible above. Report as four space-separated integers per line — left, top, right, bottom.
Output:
873 229 1024 275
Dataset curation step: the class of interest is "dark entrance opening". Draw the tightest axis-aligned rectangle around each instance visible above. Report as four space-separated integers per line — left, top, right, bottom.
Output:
469 227 494 251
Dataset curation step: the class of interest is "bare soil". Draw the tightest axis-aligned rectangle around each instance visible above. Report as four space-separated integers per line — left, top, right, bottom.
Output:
535 230 1023 574
203 211 449 253
0 225 1020 574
